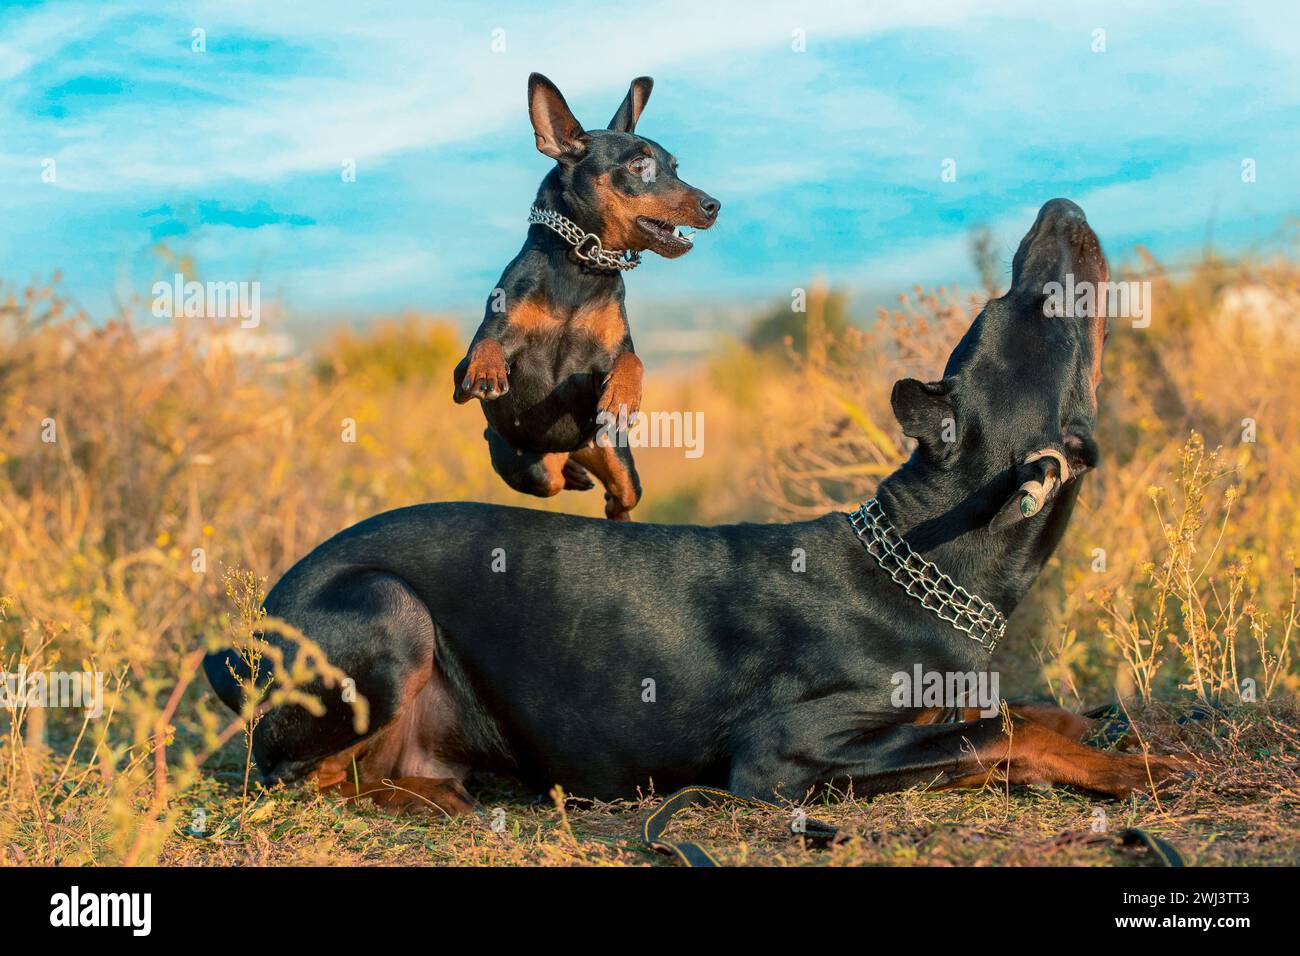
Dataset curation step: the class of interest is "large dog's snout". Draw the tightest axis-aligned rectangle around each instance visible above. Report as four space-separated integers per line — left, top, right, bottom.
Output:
1039 198 1086 225
1027 199 1091 249
1011 198 1105 294
697 194 721 222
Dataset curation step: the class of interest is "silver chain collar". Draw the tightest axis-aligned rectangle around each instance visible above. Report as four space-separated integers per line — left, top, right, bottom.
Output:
849 498 1007 653
527 206 641 272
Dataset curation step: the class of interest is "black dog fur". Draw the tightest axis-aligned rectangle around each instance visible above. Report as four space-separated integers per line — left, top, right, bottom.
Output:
206 200 1185 807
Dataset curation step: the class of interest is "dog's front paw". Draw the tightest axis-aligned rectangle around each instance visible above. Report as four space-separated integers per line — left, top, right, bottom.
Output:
1105 751 1193 799
597 353 643 423
456 341 510 403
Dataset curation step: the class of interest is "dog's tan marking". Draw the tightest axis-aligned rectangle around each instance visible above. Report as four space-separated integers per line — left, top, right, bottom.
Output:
534 452 570 496
310 636 472 812
936 716 1186 798
1085 257 1109 407
592 171 702 248
575 298 628 352
509 295 561 336
571 442 640 520
329 776 477 816
508 295 625 353
911 701 1092 741
455 338 509 403
598 350 643 419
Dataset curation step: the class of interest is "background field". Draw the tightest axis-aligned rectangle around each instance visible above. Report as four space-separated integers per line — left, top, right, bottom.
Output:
1 246 1298 866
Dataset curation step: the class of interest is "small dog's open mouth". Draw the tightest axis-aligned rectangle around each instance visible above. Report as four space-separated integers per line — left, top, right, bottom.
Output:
636 216 696 258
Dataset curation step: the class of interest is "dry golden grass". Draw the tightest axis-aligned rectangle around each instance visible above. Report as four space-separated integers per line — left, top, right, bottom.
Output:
1 255 1297 866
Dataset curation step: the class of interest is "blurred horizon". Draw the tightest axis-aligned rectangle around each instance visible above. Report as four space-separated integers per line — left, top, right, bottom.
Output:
2 0 1298 343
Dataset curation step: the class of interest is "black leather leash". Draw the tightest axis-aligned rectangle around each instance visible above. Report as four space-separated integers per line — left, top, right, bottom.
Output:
643 702 1197 866
641 785 1185 867
1118 827 1185 866
641 786 841 866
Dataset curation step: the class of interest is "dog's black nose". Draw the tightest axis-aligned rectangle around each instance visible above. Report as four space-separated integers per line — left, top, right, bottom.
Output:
698 195 721 220
1040 198 1085 223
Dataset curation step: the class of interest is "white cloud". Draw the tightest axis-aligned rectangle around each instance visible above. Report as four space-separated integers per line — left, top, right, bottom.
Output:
0 0 1053 193
0 1 121 81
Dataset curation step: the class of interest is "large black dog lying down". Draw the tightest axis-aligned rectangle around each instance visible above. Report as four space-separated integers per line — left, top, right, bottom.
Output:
205 199 1185 815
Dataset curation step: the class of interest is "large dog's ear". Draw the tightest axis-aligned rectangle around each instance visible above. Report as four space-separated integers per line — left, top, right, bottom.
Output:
608 76 653 132
891 378 954 454
989 434 1097 532
529 73 588 161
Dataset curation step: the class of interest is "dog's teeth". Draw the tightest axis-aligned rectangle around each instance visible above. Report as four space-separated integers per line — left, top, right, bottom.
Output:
681 229 695 241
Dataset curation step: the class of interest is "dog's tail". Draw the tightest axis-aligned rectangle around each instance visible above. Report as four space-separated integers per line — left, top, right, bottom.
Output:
202 647 247 714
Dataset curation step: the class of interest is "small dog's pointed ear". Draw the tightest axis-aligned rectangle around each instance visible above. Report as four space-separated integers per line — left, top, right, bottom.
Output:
891 378 953 451
608 76 653 133
528 73 588 161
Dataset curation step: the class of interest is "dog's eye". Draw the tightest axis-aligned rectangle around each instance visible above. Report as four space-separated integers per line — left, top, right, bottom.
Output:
627 156 657 182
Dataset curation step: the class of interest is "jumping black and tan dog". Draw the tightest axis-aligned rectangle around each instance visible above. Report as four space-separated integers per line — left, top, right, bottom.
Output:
205 199 1184 816
453 73 720 520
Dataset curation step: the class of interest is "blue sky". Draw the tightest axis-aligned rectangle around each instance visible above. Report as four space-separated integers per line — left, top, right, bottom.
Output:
1 0 1298 334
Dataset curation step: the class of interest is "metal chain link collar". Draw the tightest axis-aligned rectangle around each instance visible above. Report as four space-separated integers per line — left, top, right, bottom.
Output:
527 206 641 272
848 498 1007 653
